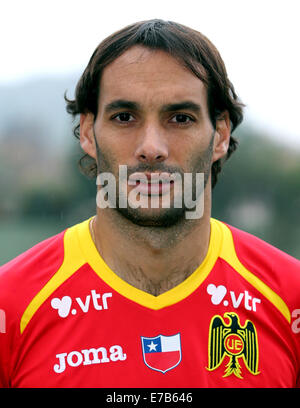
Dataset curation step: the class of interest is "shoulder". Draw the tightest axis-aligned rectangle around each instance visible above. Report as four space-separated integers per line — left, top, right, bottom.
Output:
225 221 300 275
217 219 300 316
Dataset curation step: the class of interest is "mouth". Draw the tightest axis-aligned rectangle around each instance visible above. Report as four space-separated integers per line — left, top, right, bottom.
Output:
128 172 175 196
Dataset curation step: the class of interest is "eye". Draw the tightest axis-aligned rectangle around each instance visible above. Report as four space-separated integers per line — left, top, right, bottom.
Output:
112 112 135 123
169 114 195 124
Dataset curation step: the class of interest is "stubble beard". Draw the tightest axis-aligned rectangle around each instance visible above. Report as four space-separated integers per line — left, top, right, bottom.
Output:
94 133 215 229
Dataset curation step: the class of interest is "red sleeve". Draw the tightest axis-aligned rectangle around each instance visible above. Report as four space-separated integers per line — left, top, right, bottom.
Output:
0 231 66 387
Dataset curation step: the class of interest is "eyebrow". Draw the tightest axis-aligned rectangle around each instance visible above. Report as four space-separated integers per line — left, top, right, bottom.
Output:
104 100 141 113
160 101 202 114
104 99 202 115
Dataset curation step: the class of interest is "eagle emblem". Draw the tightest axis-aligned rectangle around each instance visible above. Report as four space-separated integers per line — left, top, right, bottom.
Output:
207 312 260 379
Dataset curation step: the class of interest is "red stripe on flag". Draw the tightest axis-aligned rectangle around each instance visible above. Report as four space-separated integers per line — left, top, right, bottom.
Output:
145 350 180 372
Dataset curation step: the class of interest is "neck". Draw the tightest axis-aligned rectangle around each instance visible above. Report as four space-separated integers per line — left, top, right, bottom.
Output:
91 191 212 296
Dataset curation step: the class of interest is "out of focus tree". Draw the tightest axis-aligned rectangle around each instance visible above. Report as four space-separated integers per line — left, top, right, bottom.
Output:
212 124 300 257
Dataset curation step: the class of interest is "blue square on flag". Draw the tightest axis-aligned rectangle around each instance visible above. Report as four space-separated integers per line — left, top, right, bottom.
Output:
142 336 162 353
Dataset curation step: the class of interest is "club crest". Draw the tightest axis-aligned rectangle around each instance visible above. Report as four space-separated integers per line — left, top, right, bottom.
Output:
207 312 260 379
141 333 182 374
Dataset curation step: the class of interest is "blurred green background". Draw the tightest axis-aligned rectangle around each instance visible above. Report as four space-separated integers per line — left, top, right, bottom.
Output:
0 76 299 265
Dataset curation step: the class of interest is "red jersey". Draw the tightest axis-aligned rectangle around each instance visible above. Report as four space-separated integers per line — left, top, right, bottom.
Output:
0 217 300 388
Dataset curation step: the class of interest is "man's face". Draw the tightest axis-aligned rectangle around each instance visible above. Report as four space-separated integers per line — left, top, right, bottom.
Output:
81 46 229 227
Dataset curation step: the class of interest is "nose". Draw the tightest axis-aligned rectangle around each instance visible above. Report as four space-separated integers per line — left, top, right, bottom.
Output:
134 123 169 163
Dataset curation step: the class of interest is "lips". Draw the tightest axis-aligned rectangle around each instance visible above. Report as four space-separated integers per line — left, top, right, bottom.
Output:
128 172 174 195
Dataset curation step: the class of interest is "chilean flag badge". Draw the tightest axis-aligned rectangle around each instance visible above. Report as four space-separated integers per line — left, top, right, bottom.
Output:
141 333 182 373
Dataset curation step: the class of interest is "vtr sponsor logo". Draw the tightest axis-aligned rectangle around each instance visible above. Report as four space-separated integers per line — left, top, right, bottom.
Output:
207 283 261 312
51 290 112 318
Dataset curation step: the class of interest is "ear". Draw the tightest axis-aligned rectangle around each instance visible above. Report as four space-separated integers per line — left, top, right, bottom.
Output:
212 111 231 163
79 113 97 160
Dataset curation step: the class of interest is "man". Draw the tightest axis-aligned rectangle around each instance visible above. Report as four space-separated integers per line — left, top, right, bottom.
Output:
0 19 299 388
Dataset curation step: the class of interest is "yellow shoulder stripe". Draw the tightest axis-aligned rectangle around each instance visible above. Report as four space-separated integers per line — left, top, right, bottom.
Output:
217 220 291 324
20 225 86 334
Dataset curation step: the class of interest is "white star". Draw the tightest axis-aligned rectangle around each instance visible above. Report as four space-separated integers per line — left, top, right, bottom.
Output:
147 341 158 351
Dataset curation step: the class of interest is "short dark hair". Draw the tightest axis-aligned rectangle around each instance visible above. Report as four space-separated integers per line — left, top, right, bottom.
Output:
65 19 244 188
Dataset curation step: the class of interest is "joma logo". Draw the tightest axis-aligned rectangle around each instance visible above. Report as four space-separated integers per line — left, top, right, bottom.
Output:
54 344 127 373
